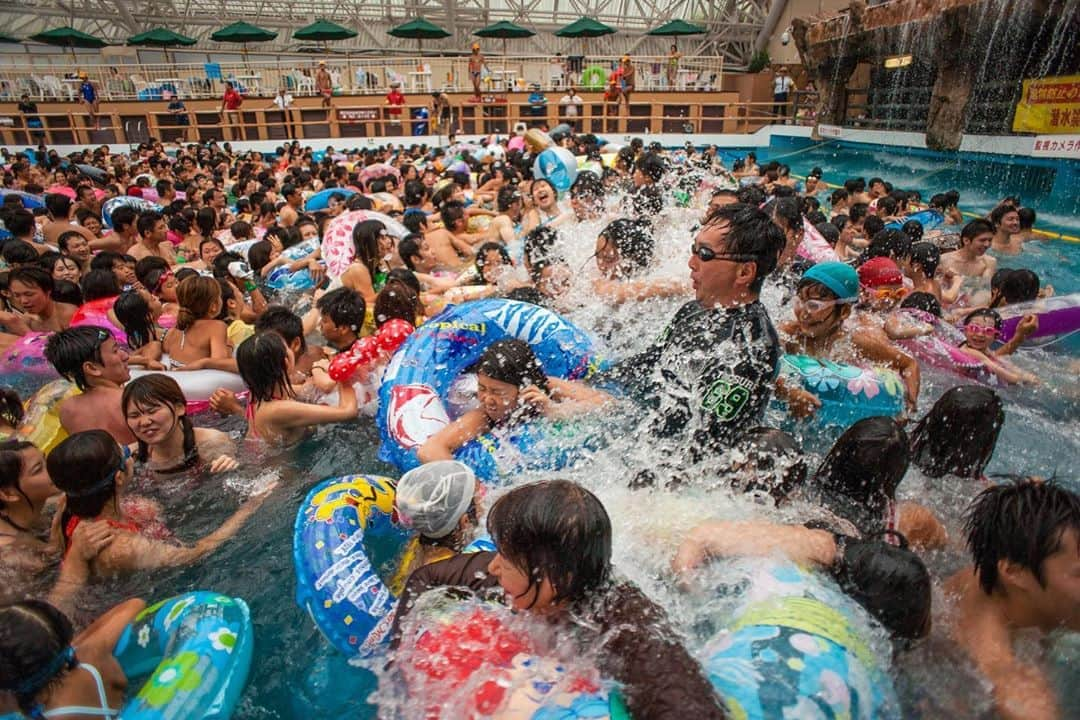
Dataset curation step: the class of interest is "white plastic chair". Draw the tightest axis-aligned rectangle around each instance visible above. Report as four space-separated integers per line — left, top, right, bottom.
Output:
296 73 315 95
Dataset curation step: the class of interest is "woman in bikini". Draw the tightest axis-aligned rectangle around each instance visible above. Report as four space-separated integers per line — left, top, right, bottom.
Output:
161 275 230 368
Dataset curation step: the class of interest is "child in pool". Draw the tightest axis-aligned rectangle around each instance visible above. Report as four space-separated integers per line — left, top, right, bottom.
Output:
592 218 687 304
417 338 611 463
47 430 272 576
393 460 483 577
162 275 230 368
112 290 164 370
236 331 357 446
957 308 1038 385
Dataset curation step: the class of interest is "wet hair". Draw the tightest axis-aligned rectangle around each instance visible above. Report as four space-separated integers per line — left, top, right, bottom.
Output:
523 226 560 281
475 338 549 393
848 203 869 224
960 219 994 244
195 207 216 238
772 196 803 234
350 219 384 277
8 265 54 296
402 212 427 235
110 205 138 234
374 281 419 327
79 268 121 302
246 239 275 275
735 185 765 207
569 171 603 204
439 200 466 230
175 275 221 330
122 374 196 466
136 211 162 238
2 240 38 267
728 427 807 505
487 479 612 607
989 203 1018 229
900 291 942 317
908 242 940 276
635 152 665 183
316 287 365 332
909 386 1003 479
496 185 522 212
113 290 157 349
254 305 306 354
815 222 840 246
44 326 111 391
57 231 88 255
503 286 548 307
989 268 1039 307
1017 206 1035 230
0 389 24 430
700 203 786 292
230 220 253 241
385 267 422 297
0 599 78 714
901 219 924 242
397 234 422 270
474 242 511 283
597 219 654 276
211 251 244 281
830 188 849 205
51 279 82 306
863 229 912 263
862 215 885 239
876 196 897 217
89 251 126 273
48 430 123 533
236 332 295 404
812 417 909 536
962 307 1003 330
834 533 932 640
965 479 1080 595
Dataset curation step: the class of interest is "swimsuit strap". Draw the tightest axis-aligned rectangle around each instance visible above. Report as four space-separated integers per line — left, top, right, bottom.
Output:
40 663 119 718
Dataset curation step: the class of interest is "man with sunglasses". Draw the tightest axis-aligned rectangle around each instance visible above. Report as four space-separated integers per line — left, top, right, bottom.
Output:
608 203 786 486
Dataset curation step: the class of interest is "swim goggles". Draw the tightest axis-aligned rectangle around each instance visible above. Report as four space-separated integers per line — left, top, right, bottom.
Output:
689 242 756 263
64 445 131 498
869 286 906 301
964 323 1000 338
794 296 853 313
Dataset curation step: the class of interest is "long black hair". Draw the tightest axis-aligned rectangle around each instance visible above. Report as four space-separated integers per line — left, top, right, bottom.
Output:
833 532 932 640
236 332 294 404
47 430 124 546
475 338 549 394
113 290 157 349
812 417 909 536
122 374 198 471
351 220 384 278
487 479 612 608
909 386 1003 479
0 600 77 714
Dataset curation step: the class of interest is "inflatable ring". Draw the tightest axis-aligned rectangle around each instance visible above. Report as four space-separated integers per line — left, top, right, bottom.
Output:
129 369 247 415
70 297 127 345
998 292 1080 347
0 331 57 380
778 355 904 426
228 238 323 291
795 217 840 264
704 563 900 720
895 308 990 381
376 298 604 479
532 146 579 193
101 196 163 229
359 163 402 186
581 65 608 91
0 188 45 209
18 379 78 455
403 604 627 719
305 188 357 212
322 209 410 279
113 591 254 720
293 474 417 658
884 209 945 233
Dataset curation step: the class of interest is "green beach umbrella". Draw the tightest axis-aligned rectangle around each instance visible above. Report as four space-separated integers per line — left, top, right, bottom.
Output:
388 18 451 55
475 21 535 90
554 17 616 39
647 19 707 37
127 27 196 63
0 32 20 44
211 21 278 64
293 20 357 43
31 26 107 60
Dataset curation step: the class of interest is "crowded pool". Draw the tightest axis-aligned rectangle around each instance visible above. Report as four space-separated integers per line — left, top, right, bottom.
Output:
0 131 1077 719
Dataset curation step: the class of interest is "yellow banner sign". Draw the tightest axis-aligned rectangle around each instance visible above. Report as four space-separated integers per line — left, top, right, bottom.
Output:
1013 74 1080 134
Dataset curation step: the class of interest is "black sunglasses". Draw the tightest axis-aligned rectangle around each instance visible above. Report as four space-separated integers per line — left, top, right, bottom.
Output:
690 243 757 263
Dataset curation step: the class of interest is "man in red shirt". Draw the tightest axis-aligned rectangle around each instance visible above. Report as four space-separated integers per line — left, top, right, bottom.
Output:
220 81 244 140
386 81 406 131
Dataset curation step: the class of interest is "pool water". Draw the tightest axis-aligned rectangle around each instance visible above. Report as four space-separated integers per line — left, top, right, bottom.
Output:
56 142 1079 718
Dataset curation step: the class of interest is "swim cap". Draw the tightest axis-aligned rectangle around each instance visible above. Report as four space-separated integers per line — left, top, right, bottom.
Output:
801 261 859 301
395 461 477 539
858 257 903 288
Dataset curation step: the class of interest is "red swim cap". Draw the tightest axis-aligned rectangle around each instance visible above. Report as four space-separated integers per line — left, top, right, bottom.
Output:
857 256 903 288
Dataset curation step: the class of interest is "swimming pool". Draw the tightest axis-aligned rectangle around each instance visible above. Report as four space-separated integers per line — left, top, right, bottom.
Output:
46 140 1079 718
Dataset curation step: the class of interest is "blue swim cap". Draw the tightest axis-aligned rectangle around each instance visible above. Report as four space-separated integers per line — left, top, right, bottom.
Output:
801 261 859 301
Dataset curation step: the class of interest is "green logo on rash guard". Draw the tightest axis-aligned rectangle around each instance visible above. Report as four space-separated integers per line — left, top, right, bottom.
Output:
702 375 753 421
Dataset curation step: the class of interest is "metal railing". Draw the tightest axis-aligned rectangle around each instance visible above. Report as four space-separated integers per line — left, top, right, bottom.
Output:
0 96 789 147
0 54 724 102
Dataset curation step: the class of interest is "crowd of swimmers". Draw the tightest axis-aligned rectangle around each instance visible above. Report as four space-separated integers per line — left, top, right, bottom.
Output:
0 133 1075 718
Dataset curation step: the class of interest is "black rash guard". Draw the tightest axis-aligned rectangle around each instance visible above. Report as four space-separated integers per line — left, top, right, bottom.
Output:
389 551 727 719
607 299 781 458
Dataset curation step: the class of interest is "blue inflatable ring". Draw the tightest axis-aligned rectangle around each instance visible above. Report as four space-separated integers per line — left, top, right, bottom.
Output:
102 196 163 229
779 354 904 427
305 187 358 212
293 474 416 658
884 209 945 233
113 591 254 720
0 188 45 210
229 238 323 291
376 298 604 480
